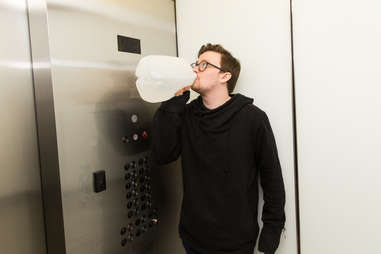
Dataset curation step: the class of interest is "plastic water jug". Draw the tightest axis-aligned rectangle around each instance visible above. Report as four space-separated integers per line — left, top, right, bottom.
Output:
135 55 196 103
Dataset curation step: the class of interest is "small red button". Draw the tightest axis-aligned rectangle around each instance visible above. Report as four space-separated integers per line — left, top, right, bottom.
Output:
141 131 148 139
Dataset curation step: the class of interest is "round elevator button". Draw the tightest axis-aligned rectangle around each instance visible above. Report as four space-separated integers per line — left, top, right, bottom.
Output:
131 114 138 123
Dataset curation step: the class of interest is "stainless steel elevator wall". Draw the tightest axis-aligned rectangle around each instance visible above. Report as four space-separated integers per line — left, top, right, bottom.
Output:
40 0 184 253
0 0 46 253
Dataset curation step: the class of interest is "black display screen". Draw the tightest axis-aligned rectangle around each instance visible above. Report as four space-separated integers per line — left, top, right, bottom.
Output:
117 35 141 54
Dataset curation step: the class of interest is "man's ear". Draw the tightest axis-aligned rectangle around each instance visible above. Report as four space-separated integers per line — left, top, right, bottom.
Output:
221 72 232 83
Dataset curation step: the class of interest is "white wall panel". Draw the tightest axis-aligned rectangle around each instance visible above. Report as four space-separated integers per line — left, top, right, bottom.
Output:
293 0 381 253
176 1 297 253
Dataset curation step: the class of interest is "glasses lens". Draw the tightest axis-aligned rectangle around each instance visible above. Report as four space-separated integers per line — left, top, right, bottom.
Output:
199 62 208 71
191 63 196 68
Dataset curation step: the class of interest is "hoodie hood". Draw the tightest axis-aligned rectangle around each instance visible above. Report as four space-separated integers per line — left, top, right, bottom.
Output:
189 93 254 133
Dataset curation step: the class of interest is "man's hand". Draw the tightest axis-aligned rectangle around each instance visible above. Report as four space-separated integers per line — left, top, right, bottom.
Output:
175 85 191 96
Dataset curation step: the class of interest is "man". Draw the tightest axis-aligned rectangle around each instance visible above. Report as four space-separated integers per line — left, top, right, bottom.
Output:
151 43 285 254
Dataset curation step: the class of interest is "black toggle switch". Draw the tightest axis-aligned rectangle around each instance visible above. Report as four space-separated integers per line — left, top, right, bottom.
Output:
93 170 106 193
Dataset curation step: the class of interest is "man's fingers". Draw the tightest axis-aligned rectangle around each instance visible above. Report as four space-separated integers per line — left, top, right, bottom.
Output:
175 86 191 96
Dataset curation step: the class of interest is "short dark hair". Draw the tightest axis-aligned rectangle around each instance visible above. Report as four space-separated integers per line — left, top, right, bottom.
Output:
198 43 241 93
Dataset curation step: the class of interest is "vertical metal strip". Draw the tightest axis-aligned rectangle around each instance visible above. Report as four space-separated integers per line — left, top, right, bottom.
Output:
26 0 66 253
289 0 301 253
24 1 49 252
173 0 179 57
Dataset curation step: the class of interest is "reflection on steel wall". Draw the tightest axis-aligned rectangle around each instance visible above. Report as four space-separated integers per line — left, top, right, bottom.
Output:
28 0 184 253
0 0 46 253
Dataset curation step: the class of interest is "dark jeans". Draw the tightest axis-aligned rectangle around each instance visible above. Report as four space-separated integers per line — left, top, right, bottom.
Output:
182 240 202 254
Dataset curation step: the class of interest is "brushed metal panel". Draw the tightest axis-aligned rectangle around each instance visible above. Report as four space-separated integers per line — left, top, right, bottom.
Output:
0 0 46 253
43 0 181 253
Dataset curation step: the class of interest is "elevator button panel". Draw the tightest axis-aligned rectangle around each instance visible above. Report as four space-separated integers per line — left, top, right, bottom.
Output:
120 153 158 246
121 112 151 154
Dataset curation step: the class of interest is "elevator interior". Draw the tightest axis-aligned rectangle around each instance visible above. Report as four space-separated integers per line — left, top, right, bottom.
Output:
4 0 380 253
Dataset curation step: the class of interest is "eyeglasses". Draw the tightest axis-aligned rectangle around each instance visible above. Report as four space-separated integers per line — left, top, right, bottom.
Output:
190 60 226 72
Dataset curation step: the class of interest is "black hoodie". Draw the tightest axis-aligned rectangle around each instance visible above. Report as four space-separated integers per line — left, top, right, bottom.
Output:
151 91 285 254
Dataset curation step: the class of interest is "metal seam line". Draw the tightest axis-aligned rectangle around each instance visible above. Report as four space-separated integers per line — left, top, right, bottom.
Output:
289 0 301 253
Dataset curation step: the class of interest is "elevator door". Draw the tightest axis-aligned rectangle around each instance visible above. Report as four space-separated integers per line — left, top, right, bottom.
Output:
0 1 46 253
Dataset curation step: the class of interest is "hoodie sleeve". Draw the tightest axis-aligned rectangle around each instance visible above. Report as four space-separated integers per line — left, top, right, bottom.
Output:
150 91 190 165
255 112 286 254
